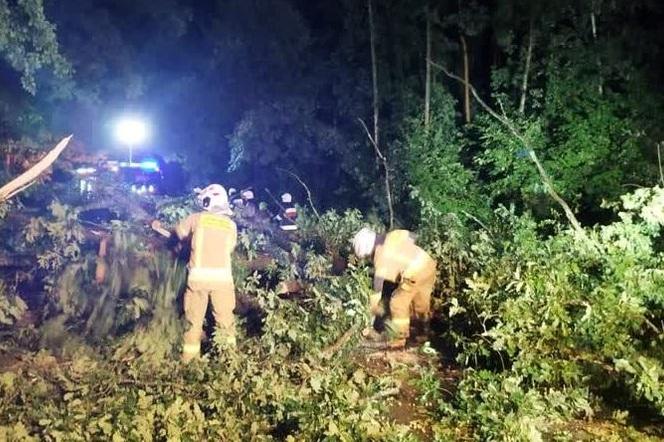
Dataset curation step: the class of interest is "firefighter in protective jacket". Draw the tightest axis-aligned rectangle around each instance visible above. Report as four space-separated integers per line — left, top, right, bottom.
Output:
352 227 436 348
152 184 238 361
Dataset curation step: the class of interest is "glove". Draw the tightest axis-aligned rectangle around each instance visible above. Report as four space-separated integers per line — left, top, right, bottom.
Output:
369 292 384 317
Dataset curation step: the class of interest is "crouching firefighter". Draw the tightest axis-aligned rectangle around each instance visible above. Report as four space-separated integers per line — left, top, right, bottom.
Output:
352 227 436 349
152 184 238 362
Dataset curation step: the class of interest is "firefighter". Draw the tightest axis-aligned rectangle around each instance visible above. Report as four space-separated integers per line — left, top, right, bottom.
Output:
228 187 243 210
151 184 238 362
241 189 257 219
278 192 298 231
352 227 436 349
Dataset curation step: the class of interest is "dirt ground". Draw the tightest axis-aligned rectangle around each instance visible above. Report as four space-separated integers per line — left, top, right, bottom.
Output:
354 345 460 440
354 344 664 442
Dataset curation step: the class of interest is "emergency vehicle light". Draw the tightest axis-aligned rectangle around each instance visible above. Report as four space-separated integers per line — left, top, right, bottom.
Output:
139 160 159 172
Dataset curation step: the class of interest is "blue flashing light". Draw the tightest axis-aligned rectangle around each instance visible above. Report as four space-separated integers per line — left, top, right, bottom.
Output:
139 160 160 172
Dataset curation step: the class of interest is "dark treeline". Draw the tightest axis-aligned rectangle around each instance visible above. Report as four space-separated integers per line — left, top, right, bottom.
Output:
2 0 663 224
1 2 664 439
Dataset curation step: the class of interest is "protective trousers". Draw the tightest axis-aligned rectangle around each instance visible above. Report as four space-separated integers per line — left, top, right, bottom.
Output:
182 282 236 362
385 261 436 341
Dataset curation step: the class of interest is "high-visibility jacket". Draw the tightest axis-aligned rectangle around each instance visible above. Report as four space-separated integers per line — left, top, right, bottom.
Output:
279 204 298 231
175 212 237 289
373 230 435 284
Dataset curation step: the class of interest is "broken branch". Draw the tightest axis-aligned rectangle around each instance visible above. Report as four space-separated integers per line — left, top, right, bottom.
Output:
358 118 394 229
0 135 73 202
277 167 320 218
428 59 584 234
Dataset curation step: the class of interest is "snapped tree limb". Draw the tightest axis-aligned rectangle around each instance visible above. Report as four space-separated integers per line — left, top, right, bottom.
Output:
0 135 73 202
428 59 584 233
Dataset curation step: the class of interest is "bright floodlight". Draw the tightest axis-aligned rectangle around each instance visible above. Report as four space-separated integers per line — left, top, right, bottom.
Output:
115 118 149 145
114 117 150 164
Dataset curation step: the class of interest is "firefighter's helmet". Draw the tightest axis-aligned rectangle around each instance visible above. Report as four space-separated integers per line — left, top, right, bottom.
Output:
195 184 232 215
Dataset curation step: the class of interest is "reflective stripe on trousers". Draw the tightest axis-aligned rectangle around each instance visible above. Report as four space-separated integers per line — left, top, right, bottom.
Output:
385 317 410 340
182 285 236 361
188 267 233 282
218 335 237 348
183 342 201 355
182 342 201 362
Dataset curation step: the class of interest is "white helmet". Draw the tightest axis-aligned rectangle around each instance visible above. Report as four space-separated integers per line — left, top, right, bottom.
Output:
241 190 254 200
195 184 232 215
352 227 376 259
228 187 237 196
281 192 292 203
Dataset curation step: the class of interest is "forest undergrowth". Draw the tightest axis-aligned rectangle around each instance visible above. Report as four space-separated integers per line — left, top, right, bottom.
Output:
0 186 663 441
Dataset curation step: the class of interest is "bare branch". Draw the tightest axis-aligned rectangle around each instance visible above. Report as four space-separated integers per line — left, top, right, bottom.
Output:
358 118 394 229
461 210 490 233
519 22 534 114
277 167 320 218
657 142 664 187
321 326 358 359
429 59 584 233
497 97 508 120
358 118 384 160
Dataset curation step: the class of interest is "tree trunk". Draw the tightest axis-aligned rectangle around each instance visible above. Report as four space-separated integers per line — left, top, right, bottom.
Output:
368 0 379 149
460 34 471 124
590 10 603 95
367 0 394 229
429 59 585 234
519 21 534 114
424 5 432 128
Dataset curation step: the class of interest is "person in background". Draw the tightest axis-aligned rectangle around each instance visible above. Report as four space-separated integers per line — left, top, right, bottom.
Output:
278 192 298 231
228 187 243 210
351 227 436 349
151 184 238 361
241 189 257 219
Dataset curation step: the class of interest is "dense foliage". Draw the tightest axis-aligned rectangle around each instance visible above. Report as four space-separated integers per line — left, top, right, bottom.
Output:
0 207 421 440
428 188 664 439
1 0 664 440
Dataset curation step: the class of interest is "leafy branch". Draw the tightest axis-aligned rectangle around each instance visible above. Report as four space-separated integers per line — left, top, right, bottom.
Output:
429 59 583 233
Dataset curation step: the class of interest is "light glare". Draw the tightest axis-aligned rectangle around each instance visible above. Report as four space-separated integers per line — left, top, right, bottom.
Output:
114 117 149 145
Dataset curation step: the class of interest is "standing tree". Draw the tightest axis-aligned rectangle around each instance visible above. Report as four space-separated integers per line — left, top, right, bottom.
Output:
365 0 394 228
0 0 70 94
424 3 432 129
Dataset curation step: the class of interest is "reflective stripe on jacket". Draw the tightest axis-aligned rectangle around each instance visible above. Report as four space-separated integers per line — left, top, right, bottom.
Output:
176 212 237 286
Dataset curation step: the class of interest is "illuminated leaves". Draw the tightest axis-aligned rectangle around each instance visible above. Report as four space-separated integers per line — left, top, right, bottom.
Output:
0 0 70 94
